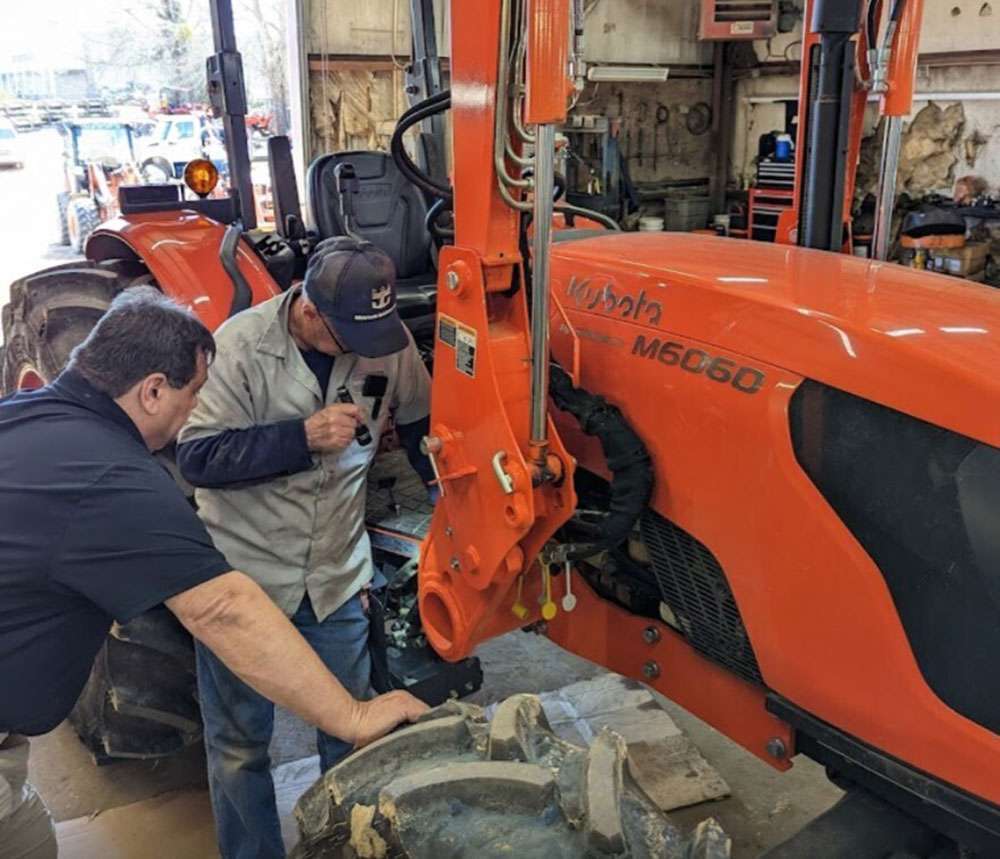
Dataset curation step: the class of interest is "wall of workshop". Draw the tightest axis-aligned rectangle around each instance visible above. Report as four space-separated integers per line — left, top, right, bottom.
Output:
582 0 709 64
305 0 448 157
732 1 1000 198
569 80 716 188
302 0 715 186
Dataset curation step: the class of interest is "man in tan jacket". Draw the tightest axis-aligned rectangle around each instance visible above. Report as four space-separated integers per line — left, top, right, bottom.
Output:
178 238 435 859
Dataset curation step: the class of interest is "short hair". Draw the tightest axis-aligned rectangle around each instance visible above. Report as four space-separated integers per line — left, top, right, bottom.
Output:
67 287 216 398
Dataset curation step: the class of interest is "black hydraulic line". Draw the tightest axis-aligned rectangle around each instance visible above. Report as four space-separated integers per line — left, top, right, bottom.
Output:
866 0 879 50
425 196 455 240
391 90 620 235
549 364 653 560
555 204 620 231
391 92 453 200
406 0 448 186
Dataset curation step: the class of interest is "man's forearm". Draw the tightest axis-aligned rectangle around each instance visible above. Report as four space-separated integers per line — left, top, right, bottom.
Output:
166 572 363 742
396 415 435 485
176 421 313 488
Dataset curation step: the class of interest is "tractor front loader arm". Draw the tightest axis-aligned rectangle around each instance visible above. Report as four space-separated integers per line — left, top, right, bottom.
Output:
417 0 579 660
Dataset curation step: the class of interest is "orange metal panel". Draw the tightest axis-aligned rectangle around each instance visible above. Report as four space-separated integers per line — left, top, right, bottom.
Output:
89 213 280 329
524 0 570 125
544 230 1000 804
449 0 520 257
882 0 925 117
545 577 794 770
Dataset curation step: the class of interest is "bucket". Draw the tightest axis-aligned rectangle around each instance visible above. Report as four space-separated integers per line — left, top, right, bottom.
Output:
639 216 665 232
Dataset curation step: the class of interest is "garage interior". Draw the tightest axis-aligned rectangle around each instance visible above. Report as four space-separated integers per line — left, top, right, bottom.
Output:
2 0 1000 857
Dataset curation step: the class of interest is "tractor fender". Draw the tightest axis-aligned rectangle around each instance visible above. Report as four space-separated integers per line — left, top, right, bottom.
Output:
86 212 281 330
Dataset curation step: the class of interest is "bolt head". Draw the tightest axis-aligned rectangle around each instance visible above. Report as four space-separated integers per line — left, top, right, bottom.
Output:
449 557 461 571
766 737 787 760
446 270 460 291
642 625 661 645
444 526 454 537
642 660 660 680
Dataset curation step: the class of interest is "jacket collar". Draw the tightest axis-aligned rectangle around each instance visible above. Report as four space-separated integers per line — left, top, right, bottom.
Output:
256 288 300 359
50 369 147 448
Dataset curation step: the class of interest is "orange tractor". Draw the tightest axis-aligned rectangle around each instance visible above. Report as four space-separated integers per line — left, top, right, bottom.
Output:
4 0 1000 854
56 120 142 253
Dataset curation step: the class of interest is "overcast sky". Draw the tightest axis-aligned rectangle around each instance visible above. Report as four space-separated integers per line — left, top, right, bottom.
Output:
0 1 126 66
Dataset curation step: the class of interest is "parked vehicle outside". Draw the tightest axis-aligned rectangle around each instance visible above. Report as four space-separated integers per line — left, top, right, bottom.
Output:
0 120 24 169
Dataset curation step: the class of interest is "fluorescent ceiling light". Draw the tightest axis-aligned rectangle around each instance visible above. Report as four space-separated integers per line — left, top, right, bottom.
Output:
587 65 669 83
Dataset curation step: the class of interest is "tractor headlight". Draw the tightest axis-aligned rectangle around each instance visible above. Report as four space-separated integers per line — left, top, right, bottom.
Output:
184 158 219 198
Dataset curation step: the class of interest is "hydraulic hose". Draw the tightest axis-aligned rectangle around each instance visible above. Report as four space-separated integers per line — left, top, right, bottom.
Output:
549 364 653 560
390 91 453 200
425 196 455 241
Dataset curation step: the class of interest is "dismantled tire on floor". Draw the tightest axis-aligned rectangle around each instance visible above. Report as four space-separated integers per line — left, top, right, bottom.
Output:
291 694 730 859
2 260 201 763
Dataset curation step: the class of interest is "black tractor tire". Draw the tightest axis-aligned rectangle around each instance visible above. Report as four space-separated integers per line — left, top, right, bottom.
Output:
291 695 730 859
1 260 199 763
66 197 100 254
56 192 71 245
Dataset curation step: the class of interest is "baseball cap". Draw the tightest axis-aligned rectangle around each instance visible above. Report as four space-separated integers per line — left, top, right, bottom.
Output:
302 239 409 358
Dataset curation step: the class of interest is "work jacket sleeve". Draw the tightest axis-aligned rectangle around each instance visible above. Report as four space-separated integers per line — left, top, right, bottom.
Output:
176 421 313 488
177 332 314 488
391 333 431 426
391 333 435 485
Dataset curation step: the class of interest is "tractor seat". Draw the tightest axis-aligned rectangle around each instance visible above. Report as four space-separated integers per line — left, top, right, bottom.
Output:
306 151 437 325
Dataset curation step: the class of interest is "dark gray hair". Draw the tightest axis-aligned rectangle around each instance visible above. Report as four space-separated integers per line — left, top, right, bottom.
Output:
67 287 216 398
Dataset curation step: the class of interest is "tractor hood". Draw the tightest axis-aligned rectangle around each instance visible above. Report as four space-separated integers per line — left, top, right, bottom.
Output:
550 232 1000 447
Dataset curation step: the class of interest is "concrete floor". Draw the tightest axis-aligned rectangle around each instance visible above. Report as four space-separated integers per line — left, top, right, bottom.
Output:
30 630 841 858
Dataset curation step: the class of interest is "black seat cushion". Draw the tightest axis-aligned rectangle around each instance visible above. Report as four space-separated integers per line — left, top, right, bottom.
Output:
306 150 437 322
307 151 435 279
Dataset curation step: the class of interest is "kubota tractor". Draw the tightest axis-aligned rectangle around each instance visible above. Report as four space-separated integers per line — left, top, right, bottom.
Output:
4 0 1000 856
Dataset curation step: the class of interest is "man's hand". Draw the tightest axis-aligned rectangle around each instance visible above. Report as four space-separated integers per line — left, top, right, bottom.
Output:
349 690 430 748
304 404 362 452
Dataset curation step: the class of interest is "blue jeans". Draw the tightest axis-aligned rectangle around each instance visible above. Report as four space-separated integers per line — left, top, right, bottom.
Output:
196 593 372 859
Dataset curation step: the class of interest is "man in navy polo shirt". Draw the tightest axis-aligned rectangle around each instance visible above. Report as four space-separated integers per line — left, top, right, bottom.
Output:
0 288 426 858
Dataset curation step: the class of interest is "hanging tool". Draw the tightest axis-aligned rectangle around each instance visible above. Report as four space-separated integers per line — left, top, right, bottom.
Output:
511 574 529 620
562 560 577 612
654 103 669 172
636 101 648 167
540 564 558 621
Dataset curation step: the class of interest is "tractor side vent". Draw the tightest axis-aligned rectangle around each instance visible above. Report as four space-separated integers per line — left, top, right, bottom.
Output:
641 510 764 686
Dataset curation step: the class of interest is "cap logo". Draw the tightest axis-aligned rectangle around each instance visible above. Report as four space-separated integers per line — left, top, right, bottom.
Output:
371 284 393 311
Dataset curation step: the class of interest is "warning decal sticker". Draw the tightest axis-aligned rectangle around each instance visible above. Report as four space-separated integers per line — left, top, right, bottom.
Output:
438 316 457 348
455 325 477 378
437 314 478 378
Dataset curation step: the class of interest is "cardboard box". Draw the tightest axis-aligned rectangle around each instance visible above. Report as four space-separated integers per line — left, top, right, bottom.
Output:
931 241 989 276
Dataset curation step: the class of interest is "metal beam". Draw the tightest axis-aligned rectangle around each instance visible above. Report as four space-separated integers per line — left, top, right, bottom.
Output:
207 0 256 229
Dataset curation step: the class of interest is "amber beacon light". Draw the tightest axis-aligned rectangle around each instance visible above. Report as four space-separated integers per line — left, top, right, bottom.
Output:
183 159 219 198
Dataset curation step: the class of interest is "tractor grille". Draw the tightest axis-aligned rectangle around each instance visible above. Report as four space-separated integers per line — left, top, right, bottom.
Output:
713 0 774 22
641 510 764 686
